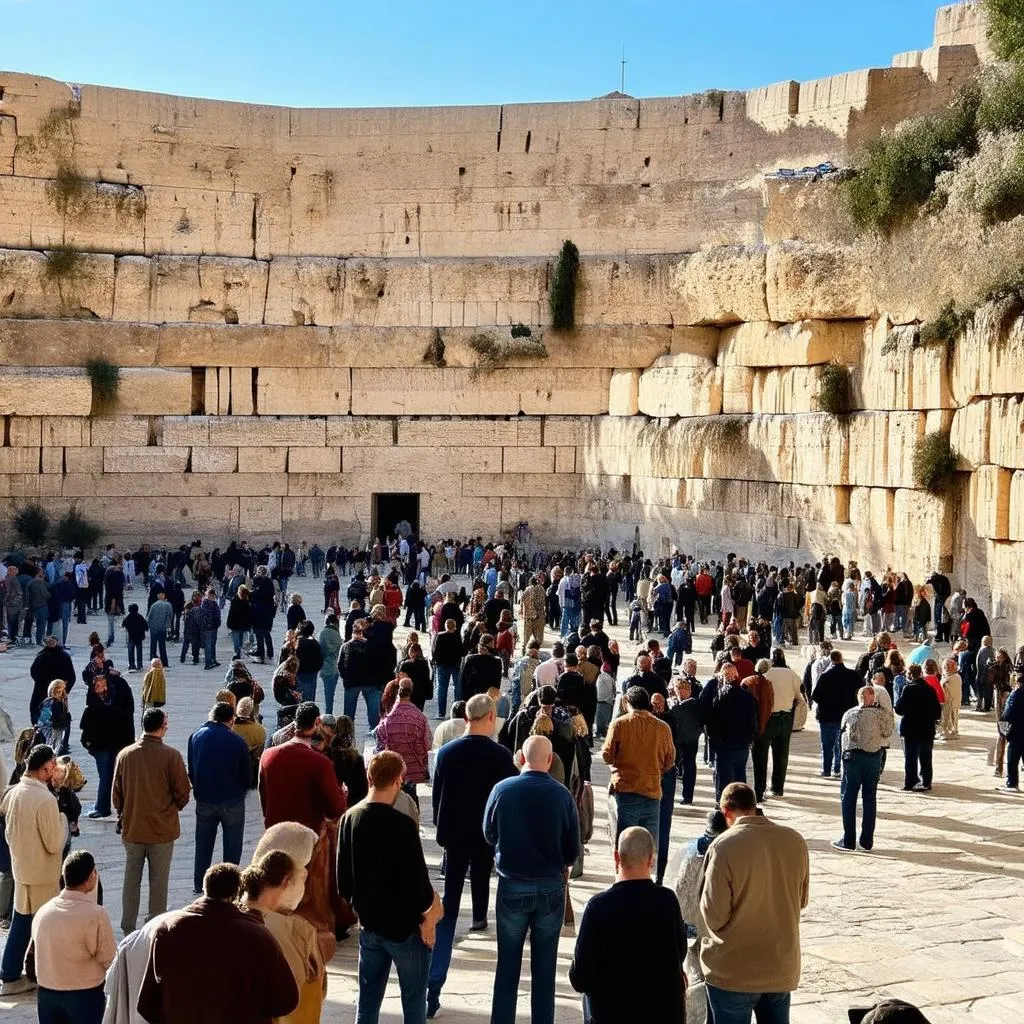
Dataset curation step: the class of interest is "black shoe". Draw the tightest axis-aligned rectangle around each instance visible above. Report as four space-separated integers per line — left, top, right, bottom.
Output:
901 785 917 791
426 988 441 1018
469 919 488 931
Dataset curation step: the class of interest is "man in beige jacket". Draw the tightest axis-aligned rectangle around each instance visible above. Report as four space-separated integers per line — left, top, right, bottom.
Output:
0 744 67 995
699 782 809 1024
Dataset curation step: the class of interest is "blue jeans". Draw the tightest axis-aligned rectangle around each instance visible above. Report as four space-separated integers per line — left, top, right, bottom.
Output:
435 664 460 717
38 984 106 1024
657 769 676 884
706 985 791 1024
344 686 381 729
128 638 143 671
840 750 883 850
320 672 339 715
713 744 749 801
149 632 168 666
0 909 32 981
61 603 72 645
356 929 431 1024
612 791 660 854
201 628 218 668
33 606 47 644
428 842 495 992
297 671 318 704
92 749 115 815
193 800 245 892
492 878 564 1024
229 629 245 658
559 606 580 636
842 598 855 638
819 722 841 775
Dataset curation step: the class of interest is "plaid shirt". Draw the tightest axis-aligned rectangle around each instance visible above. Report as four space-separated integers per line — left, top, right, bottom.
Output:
375 700 432 783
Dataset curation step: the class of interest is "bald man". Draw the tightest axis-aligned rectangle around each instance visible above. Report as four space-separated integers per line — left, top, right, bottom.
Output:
483 735 581 1024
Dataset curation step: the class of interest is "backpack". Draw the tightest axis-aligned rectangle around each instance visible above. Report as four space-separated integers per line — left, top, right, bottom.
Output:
565 577 582 608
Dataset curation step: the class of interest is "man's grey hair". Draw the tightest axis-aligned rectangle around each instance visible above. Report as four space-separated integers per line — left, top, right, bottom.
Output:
465 694 495 721
755 657 771 674
617 826 655 867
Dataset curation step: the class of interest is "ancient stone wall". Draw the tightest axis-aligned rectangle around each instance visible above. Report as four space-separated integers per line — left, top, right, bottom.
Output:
3 4 1021 629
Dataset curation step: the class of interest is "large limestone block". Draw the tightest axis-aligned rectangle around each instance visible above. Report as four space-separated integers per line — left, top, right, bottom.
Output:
117 368 193 415
420 495 502 542
910 342 955 410
8 417 42 447
892 487 953 570
103 446 190 473
64 447 103 473
42 417 90 447
90 416 151 447
518 369 612 415
162 417 211 447
848 413 889 488
258 367 351 416
264 257 345 326
328 417 395 447
970 465 1012 541
637 360 722 418
112 255 267 325
0 367 92 416
949 299 1022 404
205 368 227 416
287 447 341 474
208 416 327 447
143 186 257 258
752 366 824 414
554 446 576 473
60 470 278 499
45 497 241 542
791 414 850 486
502 446 556 474
544 418 583 447
345 445 501 476
238 496 283 536
951 400 990 469
499 497 563 537
1008 471 1024 542
849 486 896 544
516 419 542 446
669 327 721 361
191 447 239 473
720 320 864 368
857 320 914 411
156 324 330 368
464 472 578 499
721 366 755 414
608 370 639 416
990 313 1024 397
0 320 160 368
782 484 852 524
670 247 769 325
282 496 369 541
231 367 255 415
0 448 40 473
352 368 518 416
0 248 115 320
766 242 874 321
988 397 1024 470
888 411 927 488
238 447 288 473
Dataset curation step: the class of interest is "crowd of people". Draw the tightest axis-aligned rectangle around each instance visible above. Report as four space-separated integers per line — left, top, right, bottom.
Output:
0 531 1013 1024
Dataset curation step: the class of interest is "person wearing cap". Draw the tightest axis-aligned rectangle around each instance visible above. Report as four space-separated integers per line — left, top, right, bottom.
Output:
187 701 253 893
427 694 517 1016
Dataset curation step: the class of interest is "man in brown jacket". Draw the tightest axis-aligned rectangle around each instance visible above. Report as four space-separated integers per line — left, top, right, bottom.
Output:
112 708 191 935
138 862 298 1024
699 782 809 1023
601 685 675 856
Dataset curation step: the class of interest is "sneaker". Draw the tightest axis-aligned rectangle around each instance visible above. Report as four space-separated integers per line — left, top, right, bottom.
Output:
426 987 441 1019
469 919 488 931
86 809 111 819
996 785 1020 793
831 839 854 852
858 843 873 852
913 784 932 792
831 772 842 779
0 977 37 996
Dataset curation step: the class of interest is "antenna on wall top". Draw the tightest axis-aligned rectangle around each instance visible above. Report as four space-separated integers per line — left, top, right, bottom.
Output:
620 46 627 94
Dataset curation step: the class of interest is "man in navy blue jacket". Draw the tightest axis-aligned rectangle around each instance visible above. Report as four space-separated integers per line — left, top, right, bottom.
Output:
484 734 580 1024
426 694 516 1017
186 702 251 893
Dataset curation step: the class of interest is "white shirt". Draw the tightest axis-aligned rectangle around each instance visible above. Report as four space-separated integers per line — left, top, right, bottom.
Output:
533 658 563 688
765 666 803 715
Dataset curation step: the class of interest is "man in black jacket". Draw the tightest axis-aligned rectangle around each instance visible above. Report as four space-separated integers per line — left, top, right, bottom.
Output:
894 664 942 791
811 650 862 778
30 636 76 726
338 624 380 728
569 826 686 1024
702 663 758 800
581 564 608 628
621 654 667 700
460 638 503 700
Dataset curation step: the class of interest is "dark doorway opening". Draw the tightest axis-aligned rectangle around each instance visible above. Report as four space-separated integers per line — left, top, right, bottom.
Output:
372 492 420 541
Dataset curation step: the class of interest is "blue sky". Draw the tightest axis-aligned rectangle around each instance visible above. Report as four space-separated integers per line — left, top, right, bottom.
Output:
1 0 950 108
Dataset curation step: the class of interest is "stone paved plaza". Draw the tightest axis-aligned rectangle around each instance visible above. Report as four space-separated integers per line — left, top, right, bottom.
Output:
1 569 1023 1023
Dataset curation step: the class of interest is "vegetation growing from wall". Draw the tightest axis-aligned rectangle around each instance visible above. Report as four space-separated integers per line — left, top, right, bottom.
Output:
913 431 958 495
13 503 50 547
918 300 974 348
983 0 1024 63
977 137 1024 223
85 357 120 412
26 101 94 220
510 323 533 338
55 506 101 550
43 245 85 283
690 416 747 447
816 363 853 415
423 328 446 368
467 331 549 376
549 240 580 331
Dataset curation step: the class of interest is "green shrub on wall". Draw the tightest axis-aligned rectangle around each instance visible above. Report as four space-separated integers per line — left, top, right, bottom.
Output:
913 431 958 495
919 301 974 348
55 506 101 550
549 240 580 330
816 364 852 416
85 357 120 412
43 245 85 283
13 503 50 547
983 0 1024 63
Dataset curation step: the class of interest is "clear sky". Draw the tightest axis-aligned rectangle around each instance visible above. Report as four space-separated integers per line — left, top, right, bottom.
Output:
1 0 950 109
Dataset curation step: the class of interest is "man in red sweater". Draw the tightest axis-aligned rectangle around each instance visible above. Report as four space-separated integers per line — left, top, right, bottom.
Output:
259 702 347 951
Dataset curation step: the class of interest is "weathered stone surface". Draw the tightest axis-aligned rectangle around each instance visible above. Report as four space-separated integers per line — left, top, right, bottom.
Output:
0 447 40 473
8 416 42 447
951 400 990 469
257 367 351 416
670 247 769 326
41 417 90 447
190 446 238 474
207 416 326 447
0 367 92 416
287 447 341 474
607 369 639 416
264 258 345 326
722 366 755 415
502 446 556 474
970 465 1012 541
637 359 722 418
0 248 116 320
328 417 395 447
117 368 193 415
720 319 864 368
237 447 288 474
751 366 824 414
766 242 874 321
103 446 190 473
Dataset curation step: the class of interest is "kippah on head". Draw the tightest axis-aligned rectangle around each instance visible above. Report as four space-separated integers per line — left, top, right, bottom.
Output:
294 702 321 730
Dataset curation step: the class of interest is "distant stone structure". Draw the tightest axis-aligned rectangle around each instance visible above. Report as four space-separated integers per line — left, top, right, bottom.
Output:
5 4 1024 629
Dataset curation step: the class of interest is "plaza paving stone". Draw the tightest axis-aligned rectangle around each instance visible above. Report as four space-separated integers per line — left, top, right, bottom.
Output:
1 569 1022 1022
